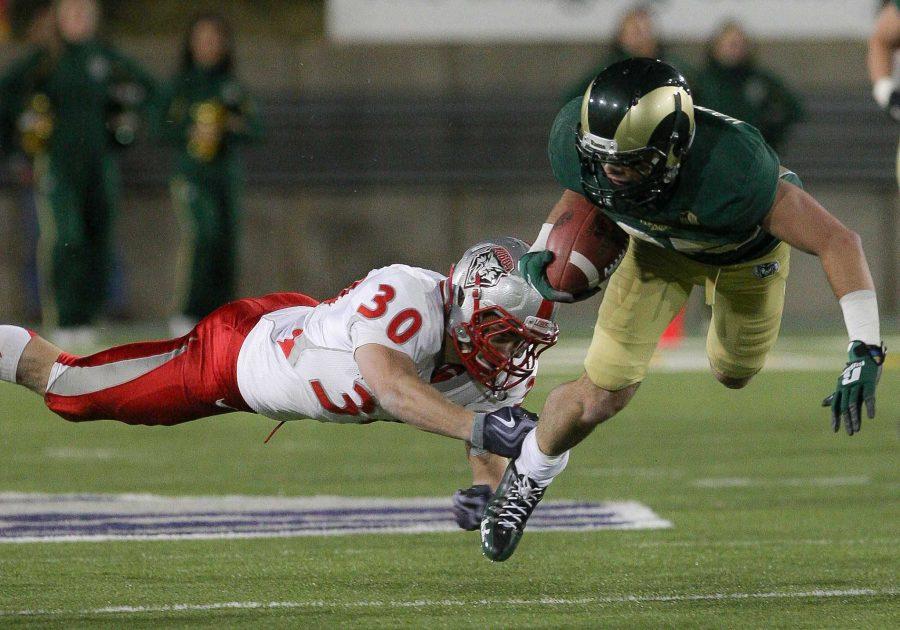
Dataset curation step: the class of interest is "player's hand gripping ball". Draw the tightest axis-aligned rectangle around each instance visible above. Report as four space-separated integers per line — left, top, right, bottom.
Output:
521 205 629 303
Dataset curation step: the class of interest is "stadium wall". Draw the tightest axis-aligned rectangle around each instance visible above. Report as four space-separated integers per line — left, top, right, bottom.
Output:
0 38 896 330
0 37 874 94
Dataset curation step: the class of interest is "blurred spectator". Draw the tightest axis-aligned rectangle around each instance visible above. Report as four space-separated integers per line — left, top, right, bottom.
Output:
868 0 900 184
0 0 12 42
0 0 10 41
564 4 694 102
694 21 804 152
0 0 157 345
158 12 262 336
0 0 55 319
869 0 900 120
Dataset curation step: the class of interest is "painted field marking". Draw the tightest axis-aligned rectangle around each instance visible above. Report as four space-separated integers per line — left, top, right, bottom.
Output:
538 335 900 374
633 537 900 548
0 493 671 543
539 346 834 373
2 588 897 617
42 447 125 461
694 476 871 488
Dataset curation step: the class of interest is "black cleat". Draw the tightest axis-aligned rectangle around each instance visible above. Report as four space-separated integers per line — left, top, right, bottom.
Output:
480 461 546 562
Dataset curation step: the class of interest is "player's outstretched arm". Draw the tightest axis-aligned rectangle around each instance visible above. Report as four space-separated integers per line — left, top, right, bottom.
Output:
762 181 874 298
762 180 885 434
355 343 538 455
356 342 474 439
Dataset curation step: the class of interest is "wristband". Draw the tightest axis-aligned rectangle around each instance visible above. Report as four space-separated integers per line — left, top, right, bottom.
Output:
470 412 485 450
528 223 554 252
839 290 880 346
873 77 894 109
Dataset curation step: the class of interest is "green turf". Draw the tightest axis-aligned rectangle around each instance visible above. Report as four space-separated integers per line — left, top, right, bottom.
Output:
0 344 898 627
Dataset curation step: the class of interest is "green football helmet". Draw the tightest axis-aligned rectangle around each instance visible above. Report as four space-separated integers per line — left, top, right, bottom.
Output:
576 58 695 212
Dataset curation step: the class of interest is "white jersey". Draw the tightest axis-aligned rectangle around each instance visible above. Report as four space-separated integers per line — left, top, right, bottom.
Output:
236 265 537 424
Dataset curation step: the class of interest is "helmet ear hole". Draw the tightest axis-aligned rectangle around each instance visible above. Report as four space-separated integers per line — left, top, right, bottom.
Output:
455 286 465 307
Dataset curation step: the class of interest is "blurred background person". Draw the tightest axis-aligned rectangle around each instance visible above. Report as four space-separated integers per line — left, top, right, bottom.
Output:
694 21 804 153
0 0 10 41
158 12 262 337
564 4 694 102
0 0 156 346
869 0 900 121
0 0 55 320
868 0 900 185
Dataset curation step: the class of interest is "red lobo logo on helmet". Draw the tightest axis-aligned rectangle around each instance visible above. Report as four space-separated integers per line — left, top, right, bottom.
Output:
461 246 514 289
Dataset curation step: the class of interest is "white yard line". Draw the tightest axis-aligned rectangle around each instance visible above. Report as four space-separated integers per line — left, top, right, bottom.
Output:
538 335 900 374
2 588 897 617
693 475 872 488
42 447 128 461
633 538 900 548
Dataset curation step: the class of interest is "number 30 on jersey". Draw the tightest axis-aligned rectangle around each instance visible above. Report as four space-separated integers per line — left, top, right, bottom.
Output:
357 284 423 344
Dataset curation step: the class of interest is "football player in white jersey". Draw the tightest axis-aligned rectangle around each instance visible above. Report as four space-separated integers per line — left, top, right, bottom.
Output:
1 238 558 524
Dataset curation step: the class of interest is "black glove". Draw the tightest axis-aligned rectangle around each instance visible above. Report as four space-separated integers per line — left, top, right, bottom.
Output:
822 341 886 436
470 406 537 458
451 484 491 531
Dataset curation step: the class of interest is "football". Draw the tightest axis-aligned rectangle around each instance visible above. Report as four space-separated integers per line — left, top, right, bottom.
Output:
545 204 629 297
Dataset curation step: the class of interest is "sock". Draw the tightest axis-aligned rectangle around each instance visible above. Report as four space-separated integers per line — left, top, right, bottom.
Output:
514 430 569 487
0 326 34 384
46 362 67 393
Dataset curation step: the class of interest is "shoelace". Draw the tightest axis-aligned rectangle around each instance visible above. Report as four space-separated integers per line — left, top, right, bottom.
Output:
497 475 545 529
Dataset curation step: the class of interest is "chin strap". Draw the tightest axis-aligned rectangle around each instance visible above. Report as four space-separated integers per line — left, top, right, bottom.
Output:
663 92 684 181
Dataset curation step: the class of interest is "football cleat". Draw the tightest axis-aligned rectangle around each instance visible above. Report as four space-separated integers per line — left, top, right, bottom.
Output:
480 461 546 562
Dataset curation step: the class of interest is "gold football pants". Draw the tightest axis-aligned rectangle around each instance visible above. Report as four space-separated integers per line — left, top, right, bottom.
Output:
584 239 791 390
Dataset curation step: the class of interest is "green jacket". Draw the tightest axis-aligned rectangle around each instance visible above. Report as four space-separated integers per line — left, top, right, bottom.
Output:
0 40 157 164
158 66 262 181
693 58 804 151
563 45 696 103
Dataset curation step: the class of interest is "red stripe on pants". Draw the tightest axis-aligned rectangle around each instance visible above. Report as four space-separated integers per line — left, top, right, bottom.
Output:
45 293 319 425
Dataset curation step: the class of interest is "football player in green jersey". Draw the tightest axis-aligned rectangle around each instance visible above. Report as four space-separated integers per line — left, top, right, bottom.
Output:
869 0 900 122
478 58 886 562
868 0 900 184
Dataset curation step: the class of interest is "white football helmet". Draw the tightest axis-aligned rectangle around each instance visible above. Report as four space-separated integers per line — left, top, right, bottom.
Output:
445 237 559 392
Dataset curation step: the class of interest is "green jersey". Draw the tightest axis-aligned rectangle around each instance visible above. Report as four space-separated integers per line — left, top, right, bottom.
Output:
0 41 156 163
549 97 795 265
158 66 262 181
693 58 804 152
563 46 695 104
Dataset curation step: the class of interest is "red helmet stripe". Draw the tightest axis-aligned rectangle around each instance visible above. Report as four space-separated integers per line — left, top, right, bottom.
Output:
537 299 554 320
